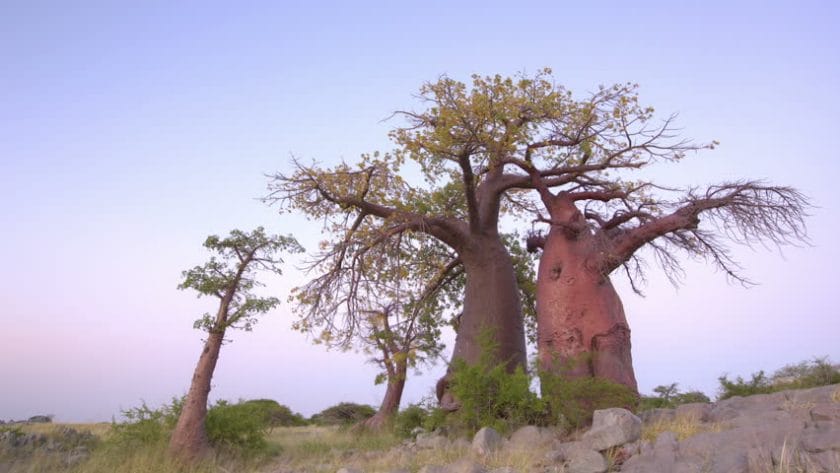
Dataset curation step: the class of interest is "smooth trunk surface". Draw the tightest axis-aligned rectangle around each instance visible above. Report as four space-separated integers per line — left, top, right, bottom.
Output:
169 331 224 462
438 235 527 408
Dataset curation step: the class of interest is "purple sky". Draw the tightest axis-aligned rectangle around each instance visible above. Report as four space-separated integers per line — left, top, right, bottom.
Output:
1 1 838 422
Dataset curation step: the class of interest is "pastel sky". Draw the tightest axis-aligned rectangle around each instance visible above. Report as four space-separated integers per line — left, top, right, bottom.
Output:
1 1 838 422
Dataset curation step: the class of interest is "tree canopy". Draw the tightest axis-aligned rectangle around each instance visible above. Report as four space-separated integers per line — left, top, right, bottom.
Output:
265 68 809 402
180 227 303 333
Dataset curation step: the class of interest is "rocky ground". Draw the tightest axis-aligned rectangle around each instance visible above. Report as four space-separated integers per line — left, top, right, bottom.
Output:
0 425 96 472
325 383 840 473
3 384 839 472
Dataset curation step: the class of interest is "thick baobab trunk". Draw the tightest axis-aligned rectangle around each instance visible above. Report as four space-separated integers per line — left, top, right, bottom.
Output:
437 235 528 408
169 330 225 462
360 361 407 430
535 197 637 392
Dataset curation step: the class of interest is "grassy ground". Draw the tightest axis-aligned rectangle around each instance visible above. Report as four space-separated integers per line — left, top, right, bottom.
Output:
1 423 561 473
5 409 840 473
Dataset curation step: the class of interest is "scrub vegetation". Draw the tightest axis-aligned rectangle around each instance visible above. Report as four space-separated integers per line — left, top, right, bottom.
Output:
3 356 837 472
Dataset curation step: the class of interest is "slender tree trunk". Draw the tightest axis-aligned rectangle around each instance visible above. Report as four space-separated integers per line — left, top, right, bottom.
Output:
535 223 638 392
169 330 225 462
361 361 407 430
437 234 528 409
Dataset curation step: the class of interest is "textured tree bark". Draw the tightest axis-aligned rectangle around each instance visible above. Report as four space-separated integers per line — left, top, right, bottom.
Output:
437 234 528 409
361 361 407 430
535 196 638 392
168 330 224 462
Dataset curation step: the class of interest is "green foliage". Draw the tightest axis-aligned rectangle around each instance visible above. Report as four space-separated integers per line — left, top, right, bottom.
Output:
180 227 303 333
718 371 773 400
772 356 840 389
639 383 711 410
448 359 547 434
443 330 548 434
392 404 429 438
110 398 183 446
309 403 376 426
0 424 23 436
718 356 840 400
110 397 281 455
421 406 450 433
204 400 273 454
240 399 307 427
677 391 712 404
540 374 638 429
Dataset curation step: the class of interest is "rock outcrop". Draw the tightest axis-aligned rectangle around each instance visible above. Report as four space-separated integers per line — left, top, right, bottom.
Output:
623 384 840 473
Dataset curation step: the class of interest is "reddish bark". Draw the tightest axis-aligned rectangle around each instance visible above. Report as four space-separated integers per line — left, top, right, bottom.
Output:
169 330 224 462
437 234 528 409
360 361 407 430
534 194 637 391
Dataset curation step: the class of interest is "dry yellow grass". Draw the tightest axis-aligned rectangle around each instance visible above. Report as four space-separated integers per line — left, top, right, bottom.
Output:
15 422 112 437
641 416 725 443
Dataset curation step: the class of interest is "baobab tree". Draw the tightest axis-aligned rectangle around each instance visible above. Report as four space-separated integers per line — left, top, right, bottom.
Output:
267 69 807 405
169 228 302 462
290 230 458 429
266 146 533 406
499 79 810 390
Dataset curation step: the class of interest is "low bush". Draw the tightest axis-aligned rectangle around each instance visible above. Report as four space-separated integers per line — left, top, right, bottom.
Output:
309 402 376 426
771 357 840 389
718 357 840 400
447 358 548 434
110 397 277 455
540 374 638 429
110 397 182 446
205 400 272 454
638 383 711 411
393 404 429 438
241 399 307 427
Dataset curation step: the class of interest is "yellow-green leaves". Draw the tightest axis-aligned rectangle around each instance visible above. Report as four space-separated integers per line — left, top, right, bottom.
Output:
179 227 303 333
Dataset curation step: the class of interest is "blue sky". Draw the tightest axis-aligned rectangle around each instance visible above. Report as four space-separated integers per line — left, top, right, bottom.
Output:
1 1 838 422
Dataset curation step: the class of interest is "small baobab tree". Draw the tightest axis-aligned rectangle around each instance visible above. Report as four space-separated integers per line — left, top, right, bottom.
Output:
169 227 302 462
290 228 459 428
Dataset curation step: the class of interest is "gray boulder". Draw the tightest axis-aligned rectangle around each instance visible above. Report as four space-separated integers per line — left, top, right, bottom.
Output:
566 449 608 473
675 403 711 422
624 384 840 473
581 408 641 451
545 441 607 473
507 425 555 450
472 427 502 455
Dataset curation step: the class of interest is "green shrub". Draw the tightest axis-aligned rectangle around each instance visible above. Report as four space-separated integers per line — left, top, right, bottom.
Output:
110 397 277 455
205 400 272 454
110 397 183 446
448 358 548 434
540 374 638 429
719 357 840 400
772 357 840 389
718 371 774 400
675 390 711 404
393 404 429 437
309 402 376 426
422 406 449 433
241 399 308 427
638 384 710 411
